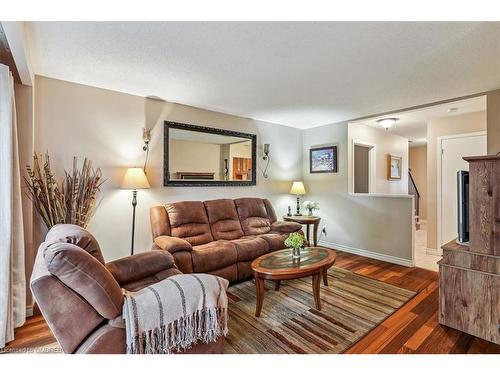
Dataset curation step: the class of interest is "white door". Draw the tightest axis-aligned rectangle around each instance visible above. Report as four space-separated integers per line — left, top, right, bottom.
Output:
440 133 487 246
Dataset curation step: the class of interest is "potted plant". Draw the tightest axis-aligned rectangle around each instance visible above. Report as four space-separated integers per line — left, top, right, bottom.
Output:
303 200 319 216
284 232 306 259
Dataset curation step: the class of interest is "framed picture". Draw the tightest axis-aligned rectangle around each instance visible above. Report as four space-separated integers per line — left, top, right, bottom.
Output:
387 154 402 180
310 146 337 173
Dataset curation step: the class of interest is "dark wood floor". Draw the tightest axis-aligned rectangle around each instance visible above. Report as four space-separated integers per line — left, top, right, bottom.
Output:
4 250 500 354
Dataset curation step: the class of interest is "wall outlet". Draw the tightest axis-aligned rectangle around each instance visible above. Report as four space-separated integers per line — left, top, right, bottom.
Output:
321 227 327 237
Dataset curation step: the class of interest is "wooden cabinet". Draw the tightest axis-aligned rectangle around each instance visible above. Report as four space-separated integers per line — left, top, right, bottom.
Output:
439 155 500 345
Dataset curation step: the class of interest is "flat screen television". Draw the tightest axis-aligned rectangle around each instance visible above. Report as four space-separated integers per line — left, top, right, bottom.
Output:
457 170 469 245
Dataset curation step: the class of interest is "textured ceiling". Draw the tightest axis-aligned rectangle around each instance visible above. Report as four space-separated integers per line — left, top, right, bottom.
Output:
27 22 500 129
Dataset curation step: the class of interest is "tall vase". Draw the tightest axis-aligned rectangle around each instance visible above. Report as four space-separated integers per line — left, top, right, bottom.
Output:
292 247 301 259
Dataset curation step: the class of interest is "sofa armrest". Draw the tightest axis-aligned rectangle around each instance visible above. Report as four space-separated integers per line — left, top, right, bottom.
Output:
106 250 176 286
271 221 303 233
154 236 193 253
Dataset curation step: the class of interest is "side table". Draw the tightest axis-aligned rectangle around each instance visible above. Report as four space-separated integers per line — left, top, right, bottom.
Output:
283 215 321 247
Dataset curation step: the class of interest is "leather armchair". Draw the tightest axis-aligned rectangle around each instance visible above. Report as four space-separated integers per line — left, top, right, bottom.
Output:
30 224 223 354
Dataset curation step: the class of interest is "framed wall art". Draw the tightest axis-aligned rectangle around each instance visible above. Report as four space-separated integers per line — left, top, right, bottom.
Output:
310 145 337 173
387 154 402 180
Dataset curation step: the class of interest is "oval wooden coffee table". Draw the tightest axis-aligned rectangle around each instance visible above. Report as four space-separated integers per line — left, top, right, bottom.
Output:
251 247 336 317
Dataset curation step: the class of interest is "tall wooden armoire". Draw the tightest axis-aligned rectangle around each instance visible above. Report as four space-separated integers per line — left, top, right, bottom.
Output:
439 155 500 344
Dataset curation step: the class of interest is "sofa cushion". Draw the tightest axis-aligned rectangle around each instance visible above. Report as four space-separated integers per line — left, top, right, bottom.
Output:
191 240 237 273
120 267 182 292
204 199 244 240
165 201 213 246
271 221 303 233
106 250 176 286
263 199 278 222
207 264 238 284
258 232 289 251
234 198 271 235
154 236 193 253
45 224 105 264
44 242 123 319
230 237 269 262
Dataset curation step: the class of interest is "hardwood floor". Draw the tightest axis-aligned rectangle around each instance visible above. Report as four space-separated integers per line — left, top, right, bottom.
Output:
4 250 500 354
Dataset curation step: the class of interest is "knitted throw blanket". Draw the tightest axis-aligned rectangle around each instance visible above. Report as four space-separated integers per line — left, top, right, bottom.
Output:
123 273 229 354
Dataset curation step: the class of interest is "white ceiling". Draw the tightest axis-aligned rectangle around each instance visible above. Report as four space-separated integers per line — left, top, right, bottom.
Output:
26 22 500 129
353 96 487 146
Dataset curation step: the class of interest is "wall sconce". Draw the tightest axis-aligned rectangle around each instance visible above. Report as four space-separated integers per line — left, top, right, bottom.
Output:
142 127 152 171
262 143 270 178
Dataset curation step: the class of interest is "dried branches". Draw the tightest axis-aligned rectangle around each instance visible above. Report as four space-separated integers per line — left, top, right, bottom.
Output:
24 152 105 229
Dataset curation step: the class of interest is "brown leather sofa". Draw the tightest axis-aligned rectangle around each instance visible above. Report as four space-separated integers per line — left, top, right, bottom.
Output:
150 198 303 283
30 224 223 354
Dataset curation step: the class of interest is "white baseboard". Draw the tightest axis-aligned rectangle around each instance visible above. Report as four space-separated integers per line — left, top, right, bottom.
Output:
426 247 442 256
26 305 33 318
319 240 414 267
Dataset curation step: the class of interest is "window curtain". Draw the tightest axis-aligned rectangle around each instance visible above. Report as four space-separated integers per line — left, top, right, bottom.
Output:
0 64 26 349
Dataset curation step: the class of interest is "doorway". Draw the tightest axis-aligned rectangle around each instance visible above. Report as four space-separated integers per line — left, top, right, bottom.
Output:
353 142 375 194
438 132 487 248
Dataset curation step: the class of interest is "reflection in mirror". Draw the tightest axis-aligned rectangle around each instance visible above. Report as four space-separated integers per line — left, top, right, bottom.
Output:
164 122 256 186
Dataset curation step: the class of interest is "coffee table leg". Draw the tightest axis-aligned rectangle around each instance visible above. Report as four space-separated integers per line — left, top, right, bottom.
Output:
254 274 265 317
274 280 281 291
322 268 328 286
312 273 322 310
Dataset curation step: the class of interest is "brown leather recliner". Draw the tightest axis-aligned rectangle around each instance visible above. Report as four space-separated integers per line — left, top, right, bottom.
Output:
30 224 224 354
150 198 303 283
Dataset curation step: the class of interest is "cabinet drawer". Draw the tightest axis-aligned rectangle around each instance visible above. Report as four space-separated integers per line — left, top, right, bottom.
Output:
439 264 500 344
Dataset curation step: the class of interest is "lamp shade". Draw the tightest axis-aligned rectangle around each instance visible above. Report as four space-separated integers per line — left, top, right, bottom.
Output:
290 181 306 195
121 168 150 189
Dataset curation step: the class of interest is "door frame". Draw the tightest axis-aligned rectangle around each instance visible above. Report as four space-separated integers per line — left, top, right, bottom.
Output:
351 139 376 194
436 131 487 253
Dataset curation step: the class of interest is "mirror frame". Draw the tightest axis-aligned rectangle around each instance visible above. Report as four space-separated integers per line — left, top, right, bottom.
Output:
163 121 257 186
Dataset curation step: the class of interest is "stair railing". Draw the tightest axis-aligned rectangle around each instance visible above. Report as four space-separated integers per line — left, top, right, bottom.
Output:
408 169 420 219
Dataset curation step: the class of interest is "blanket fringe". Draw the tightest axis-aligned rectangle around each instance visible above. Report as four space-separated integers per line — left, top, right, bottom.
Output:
127 306 228 354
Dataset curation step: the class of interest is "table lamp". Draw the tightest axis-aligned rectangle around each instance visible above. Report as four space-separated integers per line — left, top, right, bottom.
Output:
121 167 150 255
290 181 306 216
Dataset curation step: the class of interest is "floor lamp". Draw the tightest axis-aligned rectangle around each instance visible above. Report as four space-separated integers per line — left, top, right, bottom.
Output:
121 167 150 255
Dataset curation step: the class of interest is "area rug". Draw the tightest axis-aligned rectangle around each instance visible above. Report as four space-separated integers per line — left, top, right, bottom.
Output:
223 267 416 354
3 266 416 354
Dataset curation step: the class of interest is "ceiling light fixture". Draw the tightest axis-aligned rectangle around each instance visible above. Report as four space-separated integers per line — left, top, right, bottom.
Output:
448 107 459 113
376 117 398 130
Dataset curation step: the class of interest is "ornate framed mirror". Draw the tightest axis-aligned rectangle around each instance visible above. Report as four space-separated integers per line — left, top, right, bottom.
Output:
163 121 257 186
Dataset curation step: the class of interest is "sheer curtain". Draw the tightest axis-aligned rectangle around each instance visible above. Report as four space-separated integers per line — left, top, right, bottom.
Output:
0 63 26 348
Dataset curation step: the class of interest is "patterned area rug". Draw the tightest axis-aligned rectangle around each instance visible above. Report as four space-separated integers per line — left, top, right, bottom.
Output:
3 266 415 354
223 267 416 353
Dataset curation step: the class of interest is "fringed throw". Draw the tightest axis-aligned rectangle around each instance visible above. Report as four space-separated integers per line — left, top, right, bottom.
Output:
123 273 229 354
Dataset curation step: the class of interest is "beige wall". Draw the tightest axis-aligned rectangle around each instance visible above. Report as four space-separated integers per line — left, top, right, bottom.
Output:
487 89 500 154
426 111 487 250
348 123 409 195
409 146 427 220
303 122 414 265
34 76 303 261
169 139 221 179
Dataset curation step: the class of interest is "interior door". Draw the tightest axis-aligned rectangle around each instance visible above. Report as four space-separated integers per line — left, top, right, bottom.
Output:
440 133 486 245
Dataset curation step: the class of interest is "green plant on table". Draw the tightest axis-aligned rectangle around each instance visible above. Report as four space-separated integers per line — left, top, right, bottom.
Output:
284 232 306 250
